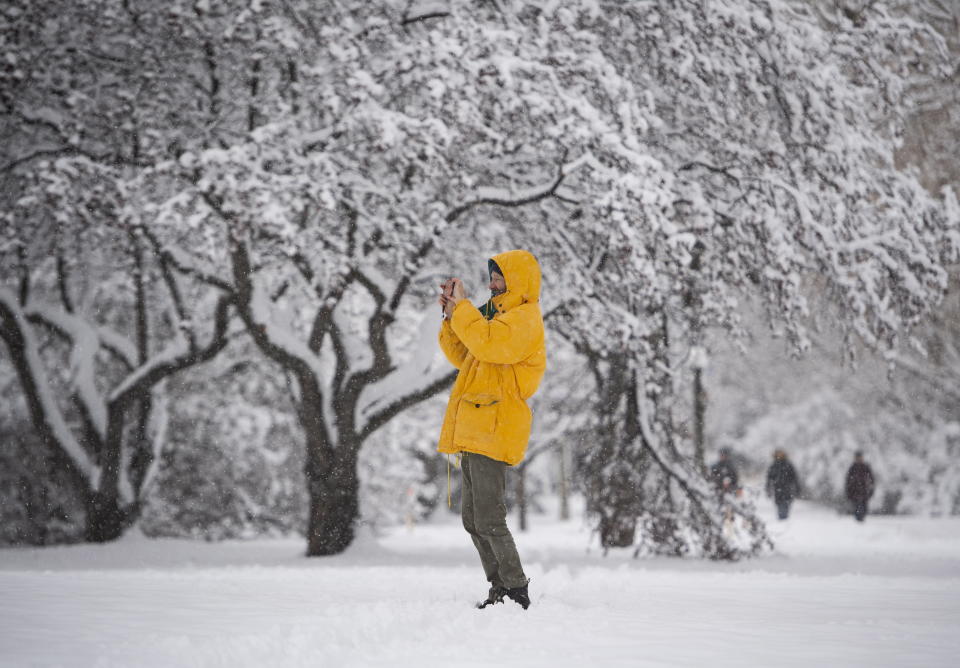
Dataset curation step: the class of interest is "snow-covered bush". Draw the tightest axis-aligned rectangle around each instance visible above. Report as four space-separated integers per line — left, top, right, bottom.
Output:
140 358 307 539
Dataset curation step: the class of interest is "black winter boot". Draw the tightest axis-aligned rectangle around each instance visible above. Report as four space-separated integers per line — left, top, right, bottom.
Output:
505 581 531 610
476 585 507 609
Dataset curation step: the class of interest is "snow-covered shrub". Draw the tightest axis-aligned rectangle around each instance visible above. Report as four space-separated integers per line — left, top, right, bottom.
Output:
140 359 307 539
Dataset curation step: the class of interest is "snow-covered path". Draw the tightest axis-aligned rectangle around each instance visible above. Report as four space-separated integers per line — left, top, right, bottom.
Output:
2 500 959 668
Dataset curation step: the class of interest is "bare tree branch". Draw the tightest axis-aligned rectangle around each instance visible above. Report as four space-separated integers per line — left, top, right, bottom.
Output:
358 368 457 440
139 224 234 292
108 296 233 410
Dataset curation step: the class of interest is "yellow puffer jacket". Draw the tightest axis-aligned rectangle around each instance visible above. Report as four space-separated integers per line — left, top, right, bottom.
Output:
437 249 547 466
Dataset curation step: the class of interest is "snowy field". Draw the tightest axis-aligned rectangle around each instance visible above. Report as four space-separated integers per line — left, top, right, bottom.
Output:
2 499 959 668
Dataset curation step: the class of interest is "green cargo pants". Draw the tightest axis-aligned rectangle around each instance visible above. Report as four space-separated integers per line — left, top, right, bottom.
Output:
460 452 527 590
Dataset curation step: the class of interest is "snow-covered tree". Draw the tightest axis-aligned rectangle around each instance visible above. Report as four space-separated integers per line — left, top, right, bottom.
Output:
704 290 960 518
864 0 960 194
0 158 234 542
130 0 662 555
518 0 957 557
0 0 247 541
2 0 956 560
701 0 960 519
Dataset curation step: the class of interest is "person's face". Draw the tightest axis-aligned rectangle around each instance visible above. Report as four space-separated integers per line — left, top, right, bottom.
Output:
489 271 506 296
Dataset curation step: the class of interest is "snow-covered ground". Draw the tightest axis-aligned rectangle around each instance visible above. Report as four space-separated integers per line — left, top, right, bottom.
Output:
2 498 959 668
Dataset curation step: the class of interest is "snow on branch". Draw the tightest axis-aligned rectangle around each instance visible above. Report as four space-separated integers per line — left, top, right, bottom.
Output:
25 305 108 441
137 383 171 502
138 224 234 293
356 312 454 439
446 150 574 222
245 277 326 377
401 1 451 26
94 325 138 370
0 289 100 490
634 389 768 557
107 296 232 407
386 154 578 315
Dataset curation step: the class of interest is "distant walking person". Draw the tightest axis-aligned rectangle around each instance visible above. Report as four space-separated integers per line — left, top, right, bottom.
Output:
766 450 800 520
710 447 740 495
845 451 875 522
437 250 546 610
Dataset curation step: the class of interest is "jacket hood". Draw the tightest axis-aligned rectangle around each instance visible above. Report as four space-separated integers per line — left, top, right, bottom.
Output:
490 249 541 313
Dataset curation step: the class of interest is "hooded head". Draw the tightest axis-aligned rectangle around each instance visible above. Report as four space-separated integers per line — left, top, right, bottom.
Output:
488 259 506 297
488 249 541 314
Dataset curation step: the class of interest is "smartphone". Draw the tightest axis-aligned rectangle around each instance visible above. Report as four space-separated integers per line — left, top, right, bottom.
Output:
441 279 453 317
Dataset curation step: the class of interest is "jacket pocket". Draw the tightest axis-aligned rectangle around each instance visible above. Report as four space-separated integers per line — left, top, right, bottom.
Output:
456 393 500 444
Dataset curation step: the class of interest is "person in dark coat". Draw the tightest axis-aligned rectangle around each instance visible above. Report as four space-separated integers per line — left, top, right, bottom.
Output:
845 451 875 522
766 449 800 520
710 448 739 494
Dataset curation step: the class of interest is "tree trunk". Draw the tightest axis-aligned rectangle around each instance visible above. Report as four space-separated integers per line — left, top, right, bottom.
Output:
84 405 137 542
301 380 360 556
305 447 360 556
692 366 706 473
84 491 127 542
584 353 644 549
558 443 570 521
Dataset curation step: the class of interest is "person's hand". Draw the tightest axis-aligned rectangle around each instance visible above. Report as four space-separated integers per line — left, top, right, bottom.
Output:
439 279 456 320
450 278 466 302
438 278 467 320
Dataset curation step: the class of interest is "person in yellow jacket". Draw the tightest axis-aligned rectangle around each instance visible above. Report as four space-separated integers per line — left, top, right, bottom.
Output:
437 249 546 610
